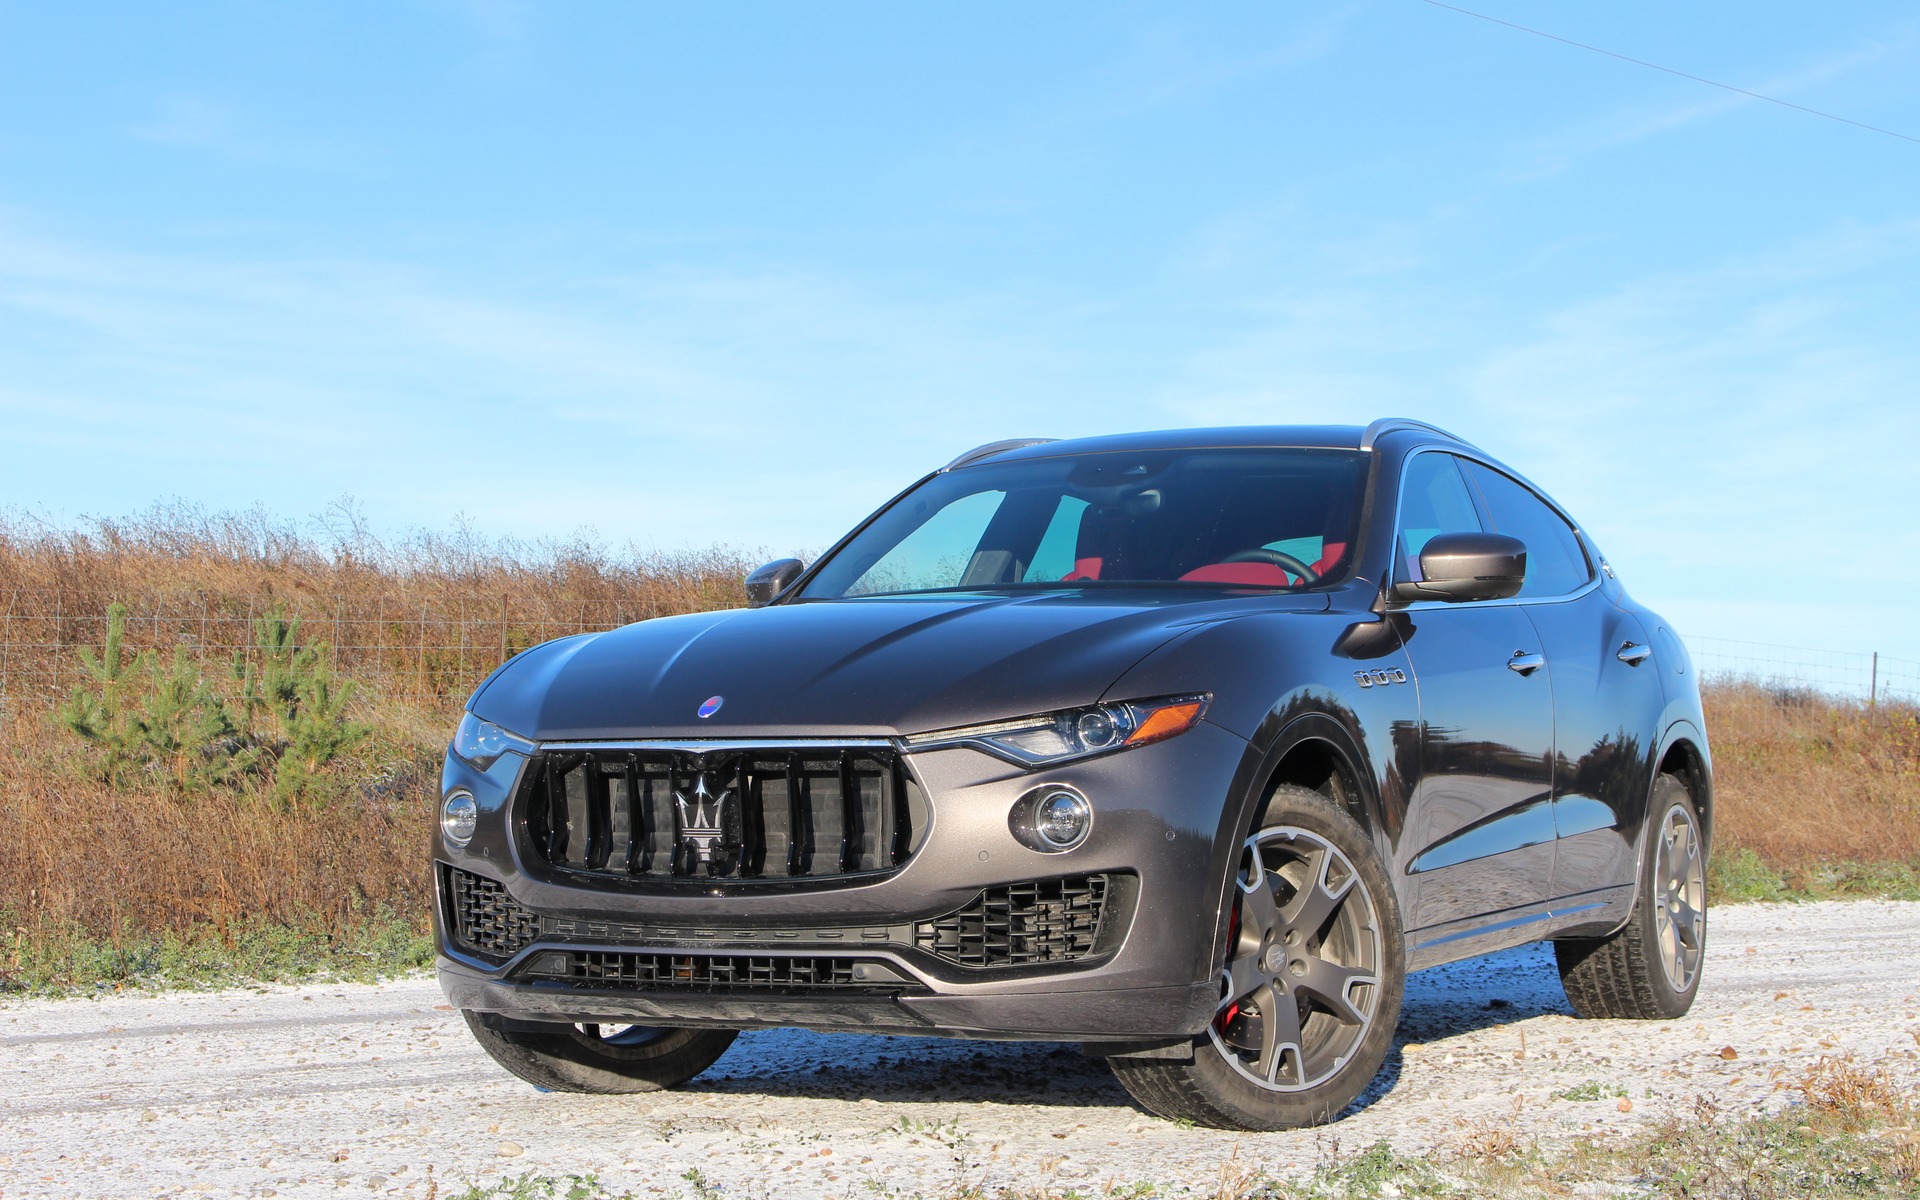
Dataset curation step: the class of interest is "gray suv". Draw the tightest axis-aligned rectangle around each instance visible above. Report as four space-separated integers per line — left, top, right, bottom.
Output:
433 420 1711 1130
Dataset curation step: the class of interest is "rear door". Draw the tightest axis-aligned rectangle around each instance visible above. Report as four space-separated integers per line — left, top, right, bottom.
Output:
1459 461 1662 917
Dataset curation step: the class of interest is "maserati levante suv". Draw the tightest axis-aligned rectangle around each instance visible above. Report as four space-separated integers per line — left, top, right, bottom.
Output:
433 419 1711 1130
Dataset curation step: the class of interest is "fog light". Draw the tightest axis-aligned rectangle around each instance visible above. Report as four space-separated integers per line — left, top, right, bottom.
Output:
1029 788 1092 851
441 790 478 847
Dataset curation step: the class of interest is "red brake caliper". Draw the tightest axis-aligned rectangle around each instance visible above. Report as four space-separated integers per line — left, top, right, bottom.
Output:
1217 899 1244 1033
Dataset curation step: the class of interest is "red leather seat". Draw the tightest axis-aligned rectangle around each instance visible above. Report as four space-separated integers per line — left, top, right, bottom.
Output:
1174 541 1347 588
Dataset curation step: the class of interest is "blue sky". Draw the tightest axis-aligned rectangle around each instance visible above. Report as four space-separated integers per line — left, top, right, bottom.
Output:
3 2 1918 664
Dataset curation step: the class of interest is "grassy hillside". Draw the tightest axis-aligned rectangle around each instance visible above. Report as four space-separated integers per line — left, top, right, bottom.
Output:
0 509 1913 991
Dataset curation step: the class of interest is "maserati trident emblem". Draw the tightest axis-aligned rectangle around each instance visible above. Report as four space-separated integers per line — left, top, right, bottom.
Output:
673 774 732 866
697 695 724 719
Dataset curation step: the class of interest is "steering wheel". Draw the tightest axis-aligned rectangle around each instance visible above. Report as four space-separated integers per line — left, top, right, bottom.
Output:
1220 547 1320 585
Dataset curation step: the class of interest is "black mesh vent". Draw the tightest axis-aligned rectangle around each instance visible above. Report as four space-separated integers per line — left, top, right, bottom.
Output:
913 875 1109 968
517 747 921 884
446 867 540 959
521 950 890 992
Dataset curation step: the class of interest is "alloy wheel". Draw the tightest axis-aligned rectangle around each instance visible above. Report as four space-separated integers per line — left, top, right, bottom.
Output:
1652 803 1706 994
1209 826 1383 1092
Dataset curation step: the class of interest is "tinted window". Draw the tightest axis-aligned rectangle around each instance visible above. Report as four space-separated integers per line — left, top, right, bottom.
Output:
1395 453 1482 584
1460 461 1591 597
803 449 1369 599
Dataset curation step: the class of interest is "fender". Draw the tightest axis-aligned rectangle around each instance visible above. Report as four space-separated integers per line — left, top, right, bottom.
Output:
1198 705 1392 981
1586 715 1715 939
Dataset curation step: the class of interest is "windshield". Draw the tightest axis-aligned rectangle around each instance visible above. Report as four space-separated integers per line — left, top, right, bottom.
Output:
801 448 1369 600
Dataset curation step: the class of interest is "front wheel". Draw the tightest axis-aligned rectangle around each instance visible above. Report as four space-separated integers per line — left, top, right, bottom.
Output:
1554 774 1707 1020
1108 784 1405 1130
463 1011 738 1093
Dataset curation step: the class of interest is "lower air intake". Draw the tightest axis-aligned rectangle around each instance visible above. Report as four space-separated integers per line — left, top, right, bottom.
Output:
445 866 539 959
913 875 1110 968
520 950 897 992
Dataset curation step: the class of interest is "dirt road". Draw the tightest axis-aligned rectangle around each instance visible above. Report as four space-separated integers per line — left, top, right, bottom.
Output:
3 900 1916 1199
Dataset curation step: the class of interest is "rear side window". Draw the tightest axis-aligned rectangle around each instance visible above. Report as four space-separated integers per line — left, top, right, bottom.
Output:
1460 462 1591 598
1395 453 1482 583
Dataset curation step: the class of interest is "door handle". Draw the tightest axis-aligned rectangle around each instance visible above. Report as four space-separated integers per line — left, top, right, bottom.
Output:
1507 651 1546 676
1616 641 1653 666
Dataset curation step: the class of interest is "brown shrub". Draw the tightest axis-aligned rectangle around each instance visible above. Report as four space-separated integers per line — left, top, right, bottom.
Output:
0 505 760 948
1703 682 1920 865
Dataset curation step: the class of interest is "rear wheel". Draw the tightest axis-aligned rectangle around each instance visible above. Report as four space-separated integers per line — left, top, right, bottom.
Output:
1554 774 1706 1020
463 1012 738 1093
1109 784 1405 1130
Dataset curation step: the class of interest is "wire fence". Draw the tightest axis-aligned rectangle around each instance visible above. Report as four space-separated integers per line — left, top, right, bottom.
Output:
1 589 1915 723
0 590 656 720
1686 635 1920 708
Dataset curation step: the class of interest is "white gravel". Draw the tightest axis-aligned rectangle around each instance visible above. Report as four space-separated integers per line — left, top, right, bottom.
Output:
2 900 1917 1199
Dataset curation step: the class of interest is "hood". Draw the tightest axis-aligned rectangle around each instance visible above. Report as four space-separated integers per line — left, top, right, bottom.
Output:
470 590 1328 741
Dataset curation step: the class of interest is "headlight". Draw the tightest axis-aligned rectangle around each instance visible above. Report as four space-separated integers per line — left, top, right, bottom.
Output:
902 694 1209 767
451 711 534 770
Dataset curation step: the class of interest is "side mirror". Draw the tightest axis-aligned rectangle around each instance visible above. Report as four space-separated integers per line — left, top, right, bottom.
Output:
744 558 806 608
1390 533 1526 604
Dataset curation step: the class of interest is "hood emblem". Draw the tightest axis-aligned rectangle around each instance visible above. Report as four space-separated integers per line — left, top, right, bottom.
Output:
697 695 724 719
673 774 731 867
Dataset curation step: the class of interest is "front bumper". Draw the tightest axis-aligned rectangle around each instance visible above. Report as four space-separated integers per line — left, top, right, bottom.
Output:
433 719 1253 1041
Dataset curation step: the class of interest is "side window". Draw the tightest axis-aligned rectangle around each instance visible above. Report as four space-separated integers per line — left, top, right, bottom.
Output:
1460 462 1591 598
1023 496 1089 582
1395 453 1483 583
847 490 1006 595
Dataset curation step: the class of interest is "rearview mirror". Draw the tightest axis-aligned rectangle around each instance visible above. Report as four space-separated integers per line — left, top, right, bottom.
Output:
1390 533 1526 604
744 558 806 608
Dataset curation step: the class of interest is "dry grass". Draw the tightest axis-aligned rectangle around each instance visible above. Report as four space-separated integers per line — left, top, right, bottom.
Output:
1704 680 1920 866
0 505 1916 991
0 502 759 713
0 506 759 988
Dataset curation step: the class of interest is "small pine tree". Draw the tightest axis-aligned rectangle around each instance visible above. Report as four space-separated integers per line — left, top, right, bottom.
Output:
274 659 372 802
58 601 371 801
233 606 320 734
130 649 242 790
232 603 372 804
56 603 150 785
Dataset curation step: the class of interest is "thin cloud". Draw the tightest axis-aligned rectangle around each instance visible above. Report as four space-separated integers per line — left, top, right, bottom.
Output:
129 95 363 170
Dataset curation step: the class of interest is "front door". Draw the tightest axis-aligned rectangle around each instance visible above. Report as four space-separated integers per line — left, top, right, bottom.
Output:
1392 451 1558 935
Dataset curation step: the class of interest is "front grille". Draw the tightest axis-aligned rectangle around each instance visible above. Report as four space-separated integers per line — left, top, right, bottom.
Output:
516 746 923 884
521 950 893 992
446 866 540 959
913 875 1110 968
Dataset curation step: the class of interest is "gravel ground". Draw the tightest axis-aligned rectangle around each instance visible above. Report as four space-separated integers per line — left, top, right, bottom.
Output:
3 900 1917 1199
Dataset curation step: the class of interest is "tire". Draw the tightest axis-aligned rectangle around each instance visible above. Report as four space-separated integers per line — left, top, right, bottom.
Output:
462 1012 738 1094
1108 783 1405 1130
1554 774 1706 1020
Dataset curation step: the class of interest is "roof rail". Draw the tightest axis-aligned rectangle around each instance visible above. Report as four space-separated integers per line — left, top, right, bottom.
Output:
1359 418 1473 451
942 438 1056 471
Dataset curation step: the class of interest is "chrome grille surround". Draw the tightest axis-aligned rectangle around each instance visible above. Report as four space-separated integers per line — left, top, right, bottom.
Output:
514 740 925 885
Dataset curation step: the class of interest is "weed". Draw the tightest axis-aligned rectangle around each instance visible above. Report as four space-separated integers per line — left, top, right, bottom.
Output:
1556 1079 1628 1102
679 1167 726 1200
1793 1054 1912 1131
449 1175 637 1200
1709 846 1794 902
0 903 430 995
